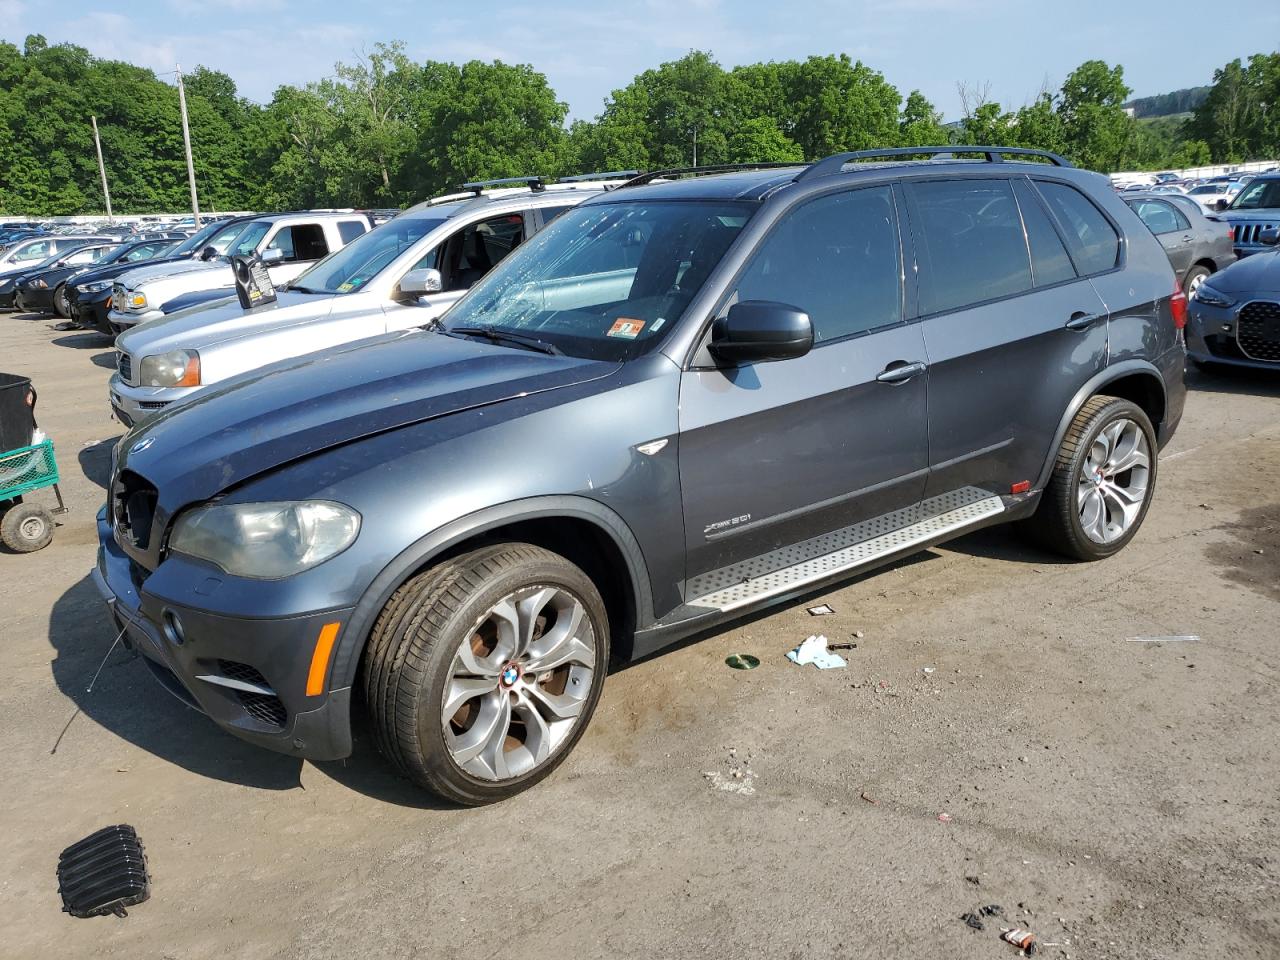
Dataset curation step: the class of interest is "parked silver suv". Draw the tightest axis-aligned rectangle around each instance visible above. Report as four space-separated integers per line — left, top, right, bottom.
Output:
108 177 626 427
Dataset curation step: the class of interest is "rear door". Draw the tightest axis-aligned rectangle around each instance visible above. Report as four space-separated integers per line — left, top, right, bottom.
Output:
904 175 1109 499
1127 198 1193 281
678 185 930 603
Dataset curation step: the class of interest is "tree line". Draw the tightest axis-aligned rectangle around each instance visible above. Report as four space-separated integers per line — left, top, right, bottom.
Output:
1 34 1278 217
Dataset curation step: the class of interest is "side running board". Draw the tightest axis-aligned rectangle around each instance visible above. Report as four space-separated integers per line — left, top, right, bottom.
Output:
689 488 1005 613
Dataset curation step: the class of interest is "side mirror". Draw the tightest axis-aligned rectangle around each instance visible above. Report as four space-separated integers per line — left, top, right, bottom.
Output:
1260 226 1279 246
1213 198 1230 211
260 247 285 264
399 267 443 297
709 300 813 365
199 245 219 261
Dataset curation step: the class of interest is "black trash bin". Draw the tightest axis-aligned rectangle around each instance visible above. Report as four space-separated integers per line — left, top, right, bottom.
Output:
0 372 37 452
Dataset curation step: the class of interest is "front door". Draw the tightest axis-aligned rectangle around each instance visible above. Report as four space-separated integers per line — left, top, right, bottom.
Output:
678 185 930 601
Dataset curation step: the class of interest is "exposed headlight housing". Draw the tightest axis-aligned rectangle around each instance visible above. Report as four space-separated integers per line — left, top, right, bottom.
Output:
127 291 147 310
169 501 361 579
1192 283 1235 309
138 349 201 387
29 278 47 289
77 280 112 293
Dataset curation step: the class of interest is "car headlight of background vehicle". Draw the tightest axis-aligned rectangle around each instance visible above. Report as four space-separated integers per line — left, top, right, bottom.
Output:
169 501 361 578
127 291 147 310
138 349 201 386
77 280 111 294
1192 283 1235 309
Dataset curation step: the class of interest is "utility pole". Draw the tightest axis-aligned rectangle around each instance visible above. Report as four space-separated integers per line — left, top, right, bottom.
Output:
692 126 698 168
90 115 113 223
175 63 201 228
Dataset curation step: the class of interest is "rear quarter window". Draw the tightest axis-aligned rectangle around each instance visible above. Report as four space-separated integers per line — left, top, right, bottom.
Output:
338 220 367 244
1034 181 1120 275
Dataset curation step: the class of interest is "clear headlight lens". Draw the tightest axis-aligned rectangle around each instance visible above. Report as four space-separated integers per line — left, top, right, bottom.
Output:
0 279 10 289
30 278 47 289
138 349 200 387
127 291 147 309
1192 283 1235 308
169 501 361 579
78 280 111 293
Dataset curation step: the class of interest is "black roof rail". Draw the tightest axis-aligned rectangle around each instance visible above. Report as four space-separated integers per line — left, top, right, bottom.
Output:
620 162 805 188
557 170 642 183
798 146 1072 181
461 176 546 195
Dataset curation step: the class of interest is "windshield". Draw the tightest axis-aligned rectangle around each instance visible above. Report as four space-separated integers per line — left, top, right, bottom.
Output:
442 200 755 361
291 216 447 294
1230 180 1280 210
1188 185 1220 195
226 221 272 257
171 219 230 256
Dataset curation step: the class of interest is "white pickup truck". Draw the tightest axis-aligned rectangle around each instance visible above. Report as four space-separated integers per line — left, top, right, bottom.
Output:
108 211 371 331
108 177 623 427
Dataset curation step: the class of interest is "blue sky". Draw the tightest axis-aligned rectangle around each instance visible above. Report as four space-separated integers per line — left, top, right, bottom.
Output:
3 0 1277 121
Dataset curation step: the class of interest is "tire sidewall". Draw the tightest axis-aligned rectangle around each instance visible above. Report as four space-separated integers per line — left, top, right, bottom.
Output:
1183 266 1210 300
417 552 610 803
2 503 53 552
1064 400 1158 559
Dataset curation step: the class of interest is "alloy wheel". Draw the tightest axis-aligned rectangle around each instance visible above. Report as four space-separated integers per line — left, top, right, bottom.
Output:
1076 418 1151 544
442 584 596 781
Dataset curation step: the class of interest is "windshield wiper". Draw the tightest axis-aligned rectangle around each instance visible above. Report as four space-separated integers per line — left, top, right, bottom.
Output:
284 284 324 294
446 324 562 356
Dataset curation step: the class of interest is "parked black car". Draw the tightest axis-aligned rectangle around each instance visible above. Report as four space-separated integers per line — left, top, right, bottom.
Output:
97 147 1186 804
17 238 183 319
67 217 257 335
1123 193 1236 297
0 237 115 311
14 241 131 316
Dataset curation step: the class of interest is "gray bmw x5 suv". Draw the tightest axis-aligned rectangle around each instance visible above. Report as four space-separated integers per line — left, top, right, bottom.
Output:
96 147 1187 804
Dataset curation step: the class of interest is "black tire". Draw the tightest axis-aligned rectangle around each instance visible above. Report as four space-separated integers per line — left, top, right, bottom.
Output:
53 283 69 319
1183 264 1211 300
1 502 55 552
1025 396 1158 561
361 542 610 805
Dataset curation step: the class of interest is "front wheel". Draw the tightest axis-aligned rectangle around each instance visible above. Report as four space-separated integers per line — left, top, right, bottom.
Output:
362 543 609 805
53 283 70 319
1183 265 1211 300
1025 396 1157 561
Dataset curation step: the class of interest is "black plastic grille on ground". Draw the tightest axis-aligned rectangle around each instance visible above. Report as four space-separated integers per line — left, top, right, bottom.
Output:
218 660 288 727
1237 301 1280 363
57 824 149 919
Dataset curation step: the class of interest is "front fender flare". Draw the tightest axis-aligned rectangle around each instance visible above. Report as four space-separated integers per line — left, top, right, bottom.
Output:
327 495 654 695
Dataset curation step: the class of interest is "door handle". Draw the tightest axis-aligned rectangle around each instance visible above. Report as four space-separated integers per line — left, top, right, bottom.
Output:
1065 311 1102 331
1181 235 1194 244
876 360 927 383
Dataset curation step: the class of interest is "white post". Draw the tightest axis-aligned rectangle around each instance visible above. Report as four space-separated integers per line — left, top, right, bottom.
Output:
175 63 201 228
90 115 113 223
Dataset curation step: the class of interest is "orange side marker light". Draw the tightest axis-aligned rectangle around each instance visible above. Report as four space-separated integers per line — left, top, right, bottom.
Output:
306 622 341 696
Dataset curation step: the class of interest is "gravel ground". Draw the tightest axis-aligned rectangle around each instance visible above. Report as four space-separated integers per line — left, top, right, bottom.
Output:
2 313 1278 960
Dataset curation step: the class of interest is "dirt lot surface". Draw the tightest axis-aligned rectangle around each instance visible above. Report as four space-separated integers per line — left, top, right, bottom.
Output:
2 313 1278 960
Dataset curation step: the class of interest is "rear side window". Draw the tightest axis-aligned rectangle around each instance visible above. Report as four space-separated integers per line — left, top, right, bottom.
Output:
1127 199 1189 235
337 220 367 244
1035 181 1120 275
267 223 329 262
1013 179 1077 287
907 178 1032 315
539 205 576 228
733 185 902 343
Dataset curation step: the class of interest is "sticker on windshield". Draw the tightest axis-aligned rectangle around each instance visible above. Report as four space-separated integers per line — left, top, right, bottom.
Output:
336 282 355 292
607 318 645 339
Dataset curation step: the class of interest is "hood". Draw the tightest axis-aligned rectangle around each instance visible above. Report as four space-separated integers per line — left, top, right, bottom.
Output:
117 290 337 355
21 263 91 287
74 253 191 288
117 258 224 288
1202 249 1280 295
1222 209 1280 222
117 330 620 509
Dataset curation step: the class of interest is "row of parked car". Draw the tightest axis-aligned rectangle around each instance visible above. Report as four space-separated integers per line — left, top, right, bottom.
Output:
10 146 1278 805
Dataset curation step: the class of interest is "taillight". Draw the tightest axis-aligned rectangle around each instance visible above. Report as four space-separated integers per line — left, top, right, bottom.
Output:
1170 286 1188 330
1227 225 1235 241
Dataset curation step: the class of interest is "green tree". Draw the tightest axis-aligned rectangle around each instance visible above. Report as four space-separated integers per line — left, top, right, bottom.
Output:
1057 60 1132 170
726 117 804 162
898 90 950 147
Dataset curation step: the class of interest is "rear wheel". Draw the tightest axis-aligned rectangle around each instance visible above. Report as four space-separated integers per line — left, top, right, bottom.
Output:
1183 265 1211 300
1026 396 1157 561
1 502 55 552
362 543 609 805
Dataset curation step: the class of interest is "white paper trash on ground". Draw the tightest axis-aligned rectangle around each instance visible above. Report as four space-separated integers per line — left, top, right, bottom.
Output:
786 634 847 670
